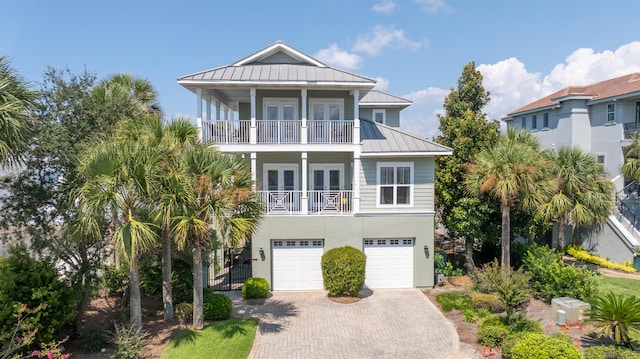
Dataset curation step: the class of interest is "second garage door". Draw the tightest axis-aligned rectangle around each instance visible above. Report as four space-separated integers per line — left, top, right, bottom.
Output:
364 239 414 289
272 239 324 290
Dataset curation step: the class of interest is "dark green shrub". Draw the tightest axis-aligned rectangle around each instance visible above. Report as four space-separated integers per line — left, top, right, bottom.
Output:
510 333 582 359
203 288 232 320
174 302 193 326
171 256 194 304
523 244 598 302
79 327 109 352
435 290 472 312
242 277 270 299
100 264 129 296
138 251 162 296
500 333 526 359
109 323 148 359
503 314 542 334
584 345 640 359
477 316 509 347
473 260 530 317
0 245 77 345
471 292 505 313
321 246 366 297
471 260 501 293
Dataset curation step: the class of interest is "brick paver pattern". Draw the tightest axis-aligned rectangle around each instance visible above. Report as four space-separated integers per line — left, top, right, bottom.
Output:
228 289 460 359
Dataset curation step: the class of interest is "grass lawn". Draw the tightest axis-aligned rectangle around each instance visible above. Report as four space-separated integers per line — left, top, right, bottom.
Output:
597 276 640 298
161 318 258 359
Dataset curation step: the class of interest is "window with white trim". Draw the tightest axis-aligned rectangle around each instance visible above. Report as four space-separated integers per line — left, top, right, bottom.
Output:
309 99 344 122
543 112 549 128
607 103 615 122
377 162 414 206
521 116 526 129
531 115 537 129
373 109 386 124
263 98 298 122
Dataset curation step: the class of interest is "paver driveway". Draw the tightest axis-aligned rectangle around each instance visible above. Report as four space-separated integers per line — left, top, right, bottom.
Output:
228 289 461 359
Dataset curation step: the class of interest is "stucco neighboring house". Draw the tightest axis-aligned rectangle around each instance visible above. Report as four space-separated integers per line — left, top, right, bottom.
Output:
503 73 640 262
177 41 451 290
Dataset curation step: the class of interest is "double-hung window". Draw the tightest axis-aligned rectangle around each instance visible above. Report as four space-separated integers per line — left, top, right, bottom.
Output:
607 103 615 122
531 115 537 129
373 109 386 124
377 162 413 206
543 112 549 128
521 116 526 129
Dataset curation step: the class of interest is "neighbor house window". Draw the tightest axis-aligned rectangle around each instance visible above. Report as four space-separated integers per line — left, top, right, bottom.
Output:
543 112 549 128
607 103 615 122
377 162 414 206
531 115 537 129
521 116 526 129
373 109 386 124
597 155 605 165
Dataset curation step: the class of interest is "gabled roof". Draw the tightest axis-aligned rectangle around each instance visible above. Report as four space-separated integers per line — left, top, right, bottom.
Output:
507 73 640 117
360 90 412 108
360 120 452 155
178 41 376 89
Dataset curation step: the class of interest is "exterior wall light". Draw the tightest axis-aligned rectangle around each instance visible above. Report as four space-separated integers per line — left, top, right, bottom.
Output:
259 247 266 261
424 245 429 258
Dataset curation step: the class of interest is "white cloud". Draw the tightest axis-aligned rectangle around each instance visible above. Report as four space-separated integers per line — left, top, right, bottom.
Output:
314 44 363 70
398 41 640 138
352 25 429 56
373 0 395 13
414 0 452 14
372 77 390 91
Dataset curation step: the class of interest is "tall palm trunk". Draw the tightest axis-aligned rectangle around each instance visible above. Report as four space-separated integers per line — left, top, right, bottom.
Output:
557 216 567 252
464 238 475 273
193 244 204 330
501 204 511 269
161 228 174 320
129 254 143 332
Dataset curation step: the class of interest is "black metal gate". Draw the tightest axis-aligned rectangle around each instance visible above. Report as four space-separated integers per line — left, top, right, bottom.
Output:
210 242 252 291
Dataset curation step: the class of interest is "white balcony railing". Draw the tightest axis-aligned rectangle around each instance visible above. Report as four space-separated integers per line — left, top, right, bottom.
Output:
257 190 353 215
202 120 250 144
257 120 301 144
308 120 353 144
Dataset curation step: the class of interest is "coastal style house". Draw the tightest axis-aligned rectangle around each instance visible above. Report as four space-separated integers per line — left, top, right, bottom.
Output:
178 41 451 290
503 73 640 262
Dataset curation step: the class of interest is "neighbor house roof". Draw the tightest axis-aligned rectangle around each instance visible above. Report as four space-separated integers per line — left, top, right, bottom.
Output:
359 90 412 108
507 72 640 117
360 120 452 156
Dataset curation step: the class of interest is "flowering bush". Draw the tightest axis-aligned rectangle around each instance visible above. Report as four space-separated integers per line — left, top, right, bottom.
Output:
566 245 635 273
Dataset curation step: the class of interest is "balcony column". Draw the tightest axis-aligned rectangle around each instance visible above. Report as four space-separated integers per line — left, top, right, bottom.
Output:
353 89 360 144
250 152 257 190
215 100 221 122
250 88 257 144
352 149 361 213
301 152 308 214
301 89 308 144
196 88 203 141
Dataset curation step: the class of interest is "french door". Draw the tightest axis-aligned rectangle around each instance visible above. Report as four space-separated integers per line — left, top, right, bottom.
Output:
264 164 299 212
309 165 344 212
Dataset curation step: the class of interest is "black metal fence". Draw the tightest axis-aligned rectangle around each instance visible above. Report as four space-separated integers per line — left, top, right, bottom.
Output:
210 245 252 291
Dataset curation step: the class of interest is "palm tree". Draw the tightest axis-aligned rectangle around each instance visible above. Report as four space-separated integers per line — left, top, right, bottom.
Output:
172 145 262 329
76 120 162 331
589 291 640 347
465 127 553 269
621 132 640 181
539 146 614 250
0 57 33 166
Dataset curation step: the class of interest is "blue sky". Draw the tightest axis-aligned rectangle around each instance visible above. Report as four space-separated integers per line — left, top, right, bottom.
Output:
2 0 640 138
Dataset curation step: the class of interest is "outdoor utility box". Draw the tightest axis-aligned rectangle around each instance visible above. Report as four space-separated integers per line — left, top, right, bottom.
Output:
551 297 591 324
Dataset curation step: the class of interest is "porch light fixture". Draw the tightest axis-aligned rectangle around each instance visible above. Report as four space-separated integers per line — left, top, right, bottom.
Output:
259 247 265 261
424 245 430 258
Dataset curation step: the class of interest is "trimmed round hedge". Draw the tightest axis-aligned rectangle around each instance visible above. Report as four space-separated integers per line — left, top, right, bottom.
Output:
511 333 582 359
203 288 232 320
321 246 366 297
242 277 270 299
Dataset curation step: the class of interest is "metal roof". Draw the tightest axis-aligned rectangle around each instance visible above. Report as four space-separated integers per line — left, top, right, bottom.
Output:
360 90 412 108
360 120 452 155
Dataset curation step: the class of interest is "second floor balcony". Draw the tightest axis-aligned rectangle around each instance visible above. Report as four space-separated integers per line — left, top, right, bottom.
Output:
257 190 353 215
202 120 354 145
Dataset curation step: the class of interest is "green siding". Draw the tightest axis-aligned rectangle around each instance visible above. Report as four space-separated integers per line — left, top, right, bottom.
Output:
360 157 434 212
256 152 354 190
359 108 401 127
251 214 435 288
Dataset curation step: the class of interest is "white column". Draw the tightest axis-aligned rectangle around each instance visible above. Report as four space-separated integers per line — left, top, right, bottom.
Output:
215 100 221 122
250 152 257 190
353 89 360 144
250 88 257 144
301 152 308 214
352 149 361 213
196 88 203 141
301 89 308 144
224 105 229 121
205 98 211 123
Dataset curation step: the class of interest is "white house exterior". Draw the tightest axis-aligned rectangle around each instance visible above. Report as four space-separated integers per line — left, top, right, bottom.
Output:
178 41 451 290
504 73 640 262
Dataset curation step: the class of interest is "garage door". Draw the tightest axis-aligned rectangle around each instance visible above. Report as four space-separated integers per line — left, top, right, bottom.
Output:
364 239 414 288
272 240 324 290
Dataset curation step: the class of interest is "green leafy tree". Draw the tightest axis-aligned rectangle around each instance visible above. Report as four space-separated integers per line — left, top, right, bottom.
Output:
465 128 553 269
589 292 640 348
435 62 501 271
539 146 614 250
0 56 33 166
172 144 262 330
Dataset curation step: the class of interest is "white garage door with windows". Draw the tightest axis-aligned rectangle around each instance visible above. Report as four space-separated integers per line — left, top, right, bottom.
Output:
364 239 414 289
272 239 324 290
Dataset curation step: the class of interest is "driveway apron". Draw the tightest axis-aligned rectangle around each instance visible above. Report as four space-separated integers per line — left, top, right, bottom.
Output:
228 289 460 359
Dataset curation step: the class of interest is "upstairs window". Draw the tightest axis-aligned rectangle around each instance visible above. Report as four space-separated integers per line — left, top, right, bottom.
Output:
543 112 549 128
373 109 386 124
377 162 413 206
531 115 537 129
607 103 615 122
521 116 526 129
